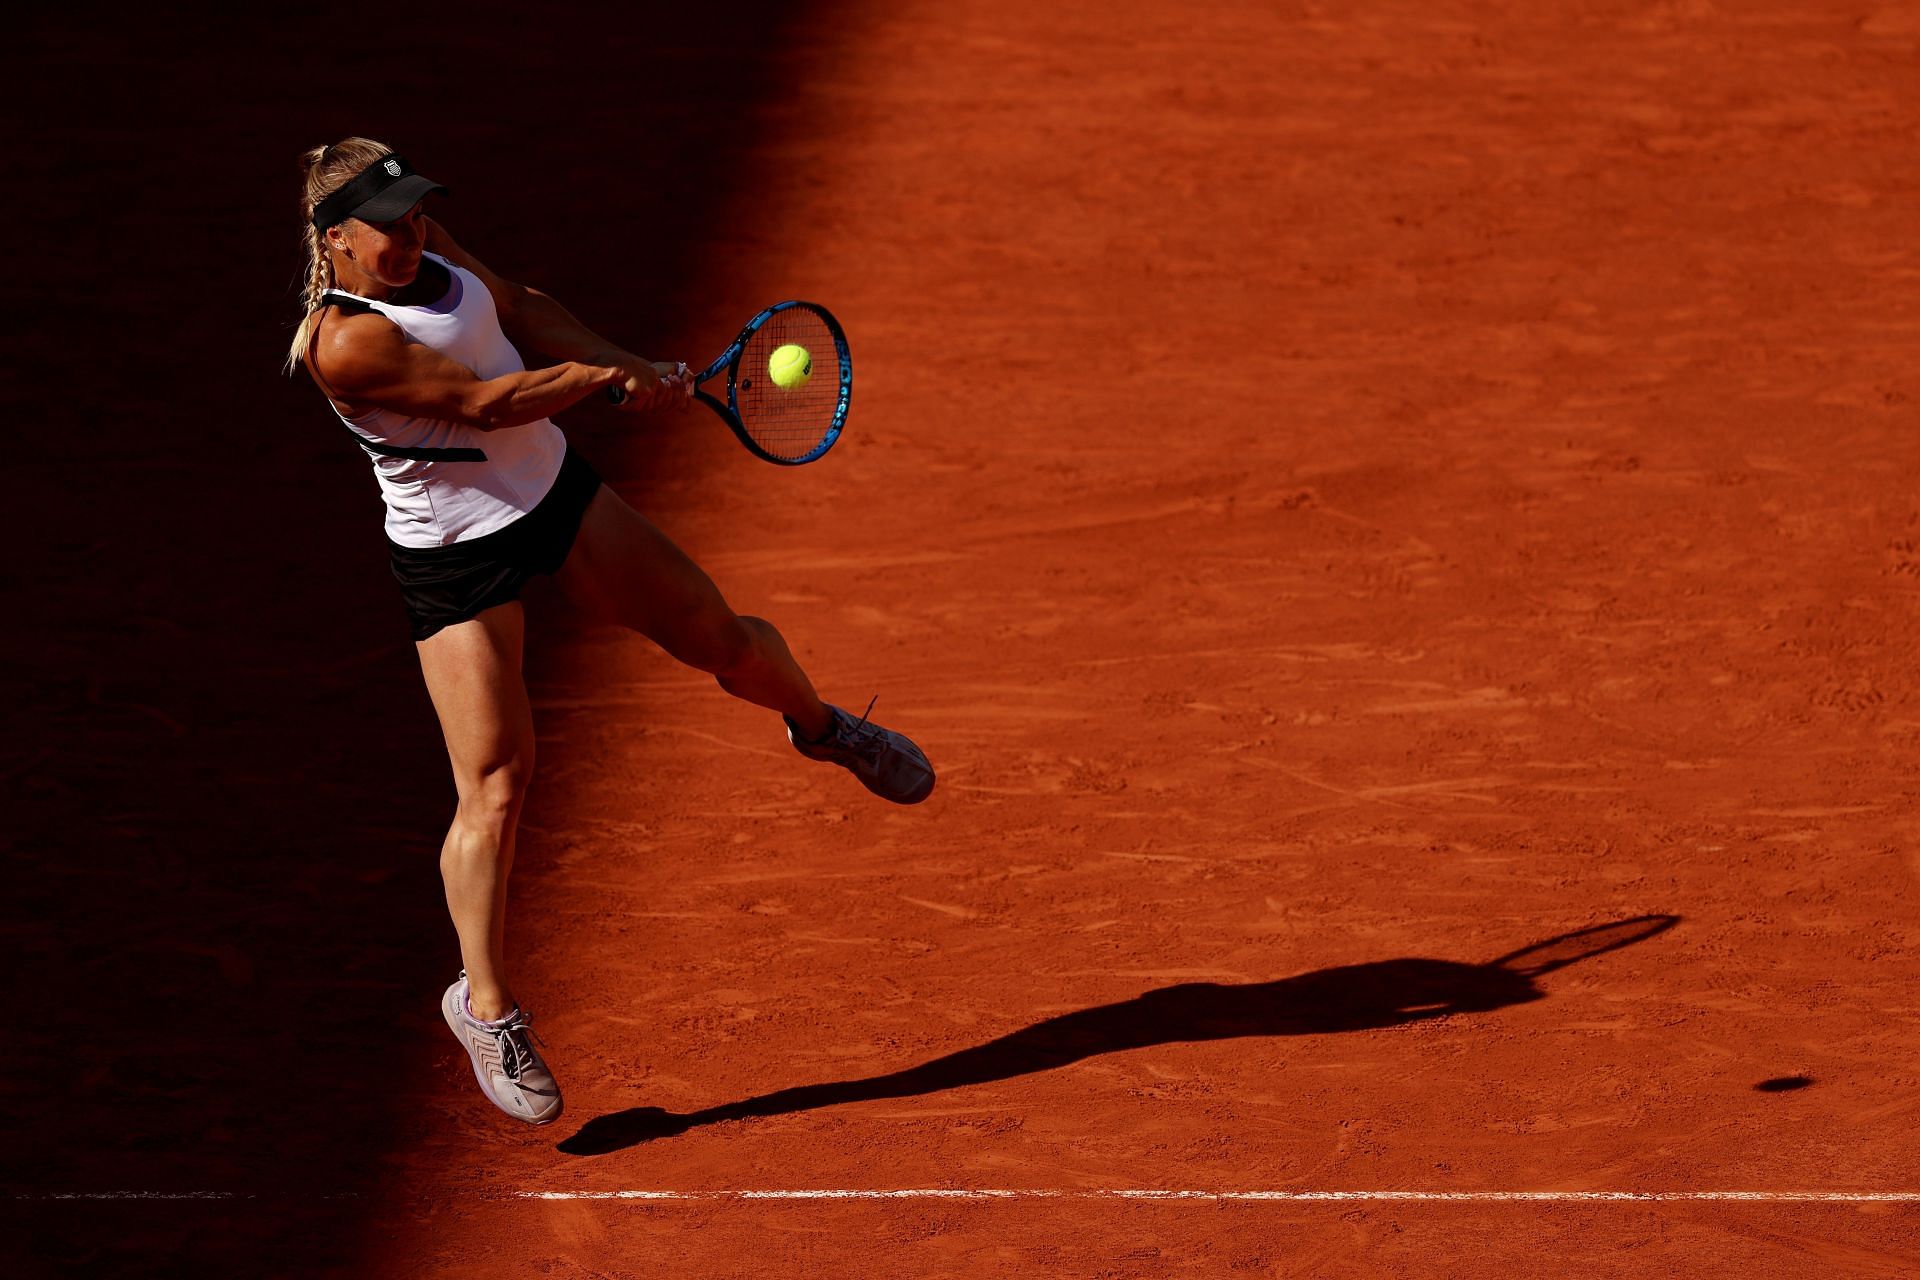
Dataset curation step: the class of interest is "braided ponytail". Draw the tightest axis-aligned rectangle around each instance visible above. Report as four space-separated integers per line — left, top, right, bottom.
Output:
284 137 395 375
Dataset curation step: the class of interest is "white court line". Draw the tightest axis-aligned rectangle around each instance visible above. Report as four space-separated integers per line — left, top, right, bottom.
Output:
21 1190 1920 1204
30 1192 253 1201
515 1190 1920 1204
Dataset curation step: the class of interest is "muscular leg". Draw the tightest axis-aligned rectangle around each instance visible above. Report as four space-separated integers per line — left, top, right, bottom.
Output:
555 486 833 739
416 601 535 1022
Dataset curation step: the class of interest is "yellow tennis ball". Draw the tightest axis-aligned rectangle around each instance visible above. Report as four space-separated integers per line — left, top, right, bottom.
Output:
768 344 812 389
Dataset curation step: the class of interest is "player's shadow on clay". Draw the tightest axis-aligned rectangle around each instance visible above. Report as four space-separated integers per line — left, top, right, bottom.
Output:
559 914 1677 1156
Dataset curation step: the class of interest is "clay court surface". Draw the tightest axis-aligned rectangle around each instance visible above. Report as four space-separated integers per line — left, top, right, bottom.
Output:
12 1 1920 1275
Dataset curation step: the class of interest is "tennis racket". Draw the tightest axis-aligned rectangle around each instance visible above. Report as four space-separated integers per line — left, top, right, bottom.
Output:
608 300 851 465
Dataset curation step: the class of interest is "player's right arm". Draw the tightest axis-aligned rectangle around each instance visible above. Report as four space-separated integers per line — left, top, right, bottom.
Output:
309 309 624 430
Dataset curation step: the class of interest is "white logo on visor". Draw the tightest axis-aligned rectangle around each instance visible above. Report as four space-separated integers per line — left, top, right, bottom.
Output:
384 159 402 176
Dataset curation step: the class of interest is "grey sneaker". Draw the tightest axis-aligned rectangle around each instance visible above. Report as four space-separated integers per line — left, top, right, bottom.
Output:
786 698 935 805
441 974 564 1125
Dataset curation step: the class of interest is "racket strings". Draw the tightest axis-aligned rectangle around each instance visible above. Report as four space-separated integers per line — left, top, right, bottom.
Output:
734 311 842 461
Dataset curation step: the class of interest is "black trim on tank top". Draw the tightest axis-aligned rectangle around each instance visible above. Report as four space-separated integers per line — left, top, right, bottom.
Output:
318 288 488 463
319 291 375 315
321 259 450 311
353 438 488 462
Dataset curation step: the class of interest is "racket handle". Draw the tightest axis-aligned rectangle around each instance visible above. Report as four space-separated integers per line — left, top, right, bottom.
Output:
606 363 692 406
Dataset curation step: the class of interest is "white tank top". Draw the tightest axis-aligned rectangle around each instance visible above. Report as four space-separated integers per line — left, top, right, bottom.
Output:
322 253 567 548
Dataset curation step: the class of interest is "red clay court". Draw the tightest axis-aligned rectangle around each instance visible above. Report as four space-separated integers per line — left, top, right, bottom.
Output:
11 2 1920 1275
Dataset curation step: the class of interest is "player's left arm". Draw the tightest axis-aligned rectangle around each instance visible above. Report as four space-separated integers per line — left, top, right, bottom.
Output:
425 217 686 405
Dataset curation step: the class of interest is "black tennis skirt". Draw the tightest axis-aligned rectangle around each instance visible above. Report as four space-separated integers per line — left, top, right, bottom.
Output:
388 448 603 641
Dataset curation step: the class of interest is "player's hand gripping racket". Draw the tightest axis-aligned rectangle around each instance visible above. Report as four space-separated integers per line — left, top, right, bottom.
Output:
607 300 851 466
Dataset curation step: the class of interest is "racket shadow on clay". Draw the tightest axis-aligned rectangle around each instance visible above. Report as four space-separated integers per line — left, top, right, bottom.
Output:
559 914 1678 1156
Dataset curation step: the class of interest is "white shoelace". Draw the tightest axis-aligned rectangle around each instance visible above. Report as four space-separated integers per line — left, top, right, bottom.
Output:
836 696 885 756
490 1014 545 1083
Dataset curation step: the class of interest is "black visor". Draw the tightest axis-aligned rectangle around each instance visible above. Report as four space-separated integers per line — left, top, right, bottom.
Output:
311 154 448 232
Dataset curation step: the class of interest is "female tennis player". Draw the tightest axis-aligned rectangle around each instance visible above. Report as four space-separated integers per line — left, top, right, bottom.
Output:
288 138 934 1126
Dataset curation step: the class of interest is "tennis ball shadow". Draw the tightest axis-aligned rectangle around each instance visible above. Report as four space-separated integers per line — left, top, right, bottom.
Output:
559 914 1679 1157
1754 1075 1814 1093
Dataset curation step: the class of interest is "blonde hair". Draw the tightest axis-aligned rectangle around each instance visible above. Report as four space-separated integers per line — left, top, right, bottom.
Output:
285 137 395 375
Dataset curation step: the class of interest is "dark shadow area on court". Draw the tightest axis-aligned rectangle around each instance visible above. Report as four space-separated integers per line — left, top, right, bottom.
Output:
9 4 826 1273
560 915 1680 1156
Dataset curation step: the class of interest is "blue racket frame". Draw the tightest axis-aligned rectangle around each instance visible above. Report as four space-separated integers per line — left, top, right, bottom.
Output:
703 300 851 465
613 300 852 466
